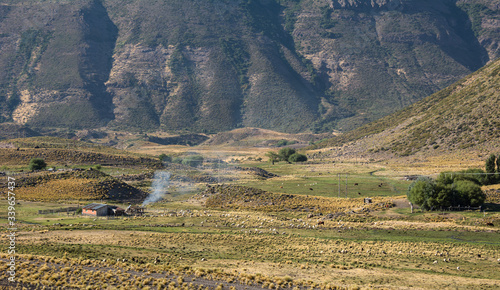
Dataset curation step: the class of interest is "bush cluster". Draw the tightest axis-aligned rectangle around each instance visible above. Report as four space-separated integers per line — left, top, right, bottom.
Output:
29 158 47 171
407 176 486 211
267 148 307 164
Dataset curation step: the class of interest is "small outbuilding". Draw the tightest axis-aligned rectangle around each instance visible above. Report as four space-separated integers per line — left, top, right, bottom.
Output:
108 206 126 216
125 205 144 216
82 203 108 216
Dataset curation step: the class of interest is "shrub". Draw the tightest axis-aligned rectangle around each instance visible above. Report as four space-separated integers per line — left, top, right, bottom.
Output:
407 177 435 210
172 157 183 164
278 148 296 162
159 154 172 163
437 169 487 186
288 153 307 163
182 155 204 167
454 180 486 207
276 140 297 147
29 158 47 171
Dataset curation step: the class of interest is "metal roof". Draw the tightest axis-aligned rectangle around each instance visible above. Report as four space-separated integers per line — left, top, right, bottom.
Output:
82 203 108 210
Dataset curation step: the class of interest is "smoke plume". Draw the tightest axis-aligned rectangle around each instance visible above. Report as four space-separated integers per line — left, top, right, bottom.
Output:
143 171 171 206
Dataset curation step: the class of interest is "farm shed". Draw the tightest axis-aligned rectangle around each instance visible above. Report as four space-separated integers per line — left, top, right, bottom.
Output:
125 205 144 216
108 206 125 216
82 203 108 216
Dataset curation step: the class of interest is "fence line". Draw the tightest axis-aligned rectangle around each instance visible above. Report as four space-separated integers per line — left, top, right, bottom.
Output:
38 207 79 214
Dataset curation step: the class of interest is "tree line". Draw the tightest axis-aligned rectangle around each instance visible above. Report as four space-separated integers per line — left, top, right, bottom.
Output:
407 154 500 211
266 148 307 164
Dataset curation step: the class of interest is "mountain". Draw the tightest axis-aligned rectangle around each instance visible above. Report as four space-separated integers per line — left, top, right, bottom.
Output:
0 0 499 133
310 56 500 156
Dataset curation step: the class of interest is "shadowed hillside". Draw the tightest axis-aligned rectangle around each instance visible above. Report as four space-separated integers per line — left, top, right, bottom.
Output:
0 0 499 133
311 57 500 156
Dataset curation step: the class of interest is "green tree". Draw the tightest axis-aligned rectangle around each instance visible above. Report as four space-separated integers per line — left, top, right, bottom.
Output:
278 147 296 162
407 177 436 210
437 169 487 186
486 154 496 184
266 151 279 165
496 154 500 181
288 153 308 163
454 180 486 207
29 158 47 171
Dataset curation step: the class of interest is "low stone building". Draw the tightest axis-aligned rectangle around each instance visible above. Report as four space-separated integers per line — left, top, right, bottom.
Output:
82 203 108 216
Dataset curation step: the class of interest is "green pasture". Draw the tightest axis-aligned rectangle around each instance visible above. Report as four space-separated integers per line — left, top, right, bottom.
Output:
239 174 411 198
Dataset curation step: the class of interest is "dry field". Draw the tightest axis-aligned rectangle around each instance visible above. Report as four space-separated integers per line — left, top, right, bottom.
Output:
1 135 499 289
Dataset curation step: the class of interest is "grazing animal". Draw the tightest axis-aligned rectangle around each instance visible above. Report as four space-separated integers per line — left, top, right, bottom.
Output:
317 221 324 225
486 222 494 226
358 192 361 195
309 188 313 191
378 184 382 187
354 183 358 186
280 186 283 189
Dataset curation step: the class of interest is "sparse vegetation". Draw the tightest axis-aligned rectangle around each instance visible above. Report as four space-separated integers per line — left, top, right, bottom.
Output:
288 152 307 163
29 158 47 171
182 155 204 167
0 2 499 288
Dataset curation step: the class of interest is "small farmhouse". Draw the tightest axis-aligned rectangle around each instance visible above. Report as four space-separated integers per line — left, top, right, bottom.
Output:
82 203 108 216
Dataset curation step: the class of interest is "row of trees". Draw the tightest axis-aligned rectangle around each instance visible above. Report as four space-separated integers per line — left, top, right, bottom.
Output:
407 175 486 211
407 154 500 211
159 154 204 167
266 148 307 164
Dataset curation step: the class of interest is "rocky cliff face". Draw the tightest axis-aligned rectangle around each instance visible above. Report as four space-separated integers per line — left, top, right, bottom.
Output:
0 0 499 133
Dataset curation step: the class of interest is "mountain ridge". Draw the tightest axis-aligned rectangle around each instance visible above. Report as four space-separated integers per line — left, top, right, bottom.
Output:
0 0 499 133
310 56 500 156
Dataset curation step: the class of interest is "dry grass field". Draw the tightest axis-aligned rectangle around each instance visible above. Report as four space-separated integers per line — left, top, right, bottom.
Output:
0 135 499 289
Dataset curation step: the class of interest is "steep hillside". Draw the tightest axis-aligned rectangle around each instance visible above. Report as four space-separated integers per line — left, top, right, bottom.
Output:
0 0 499 133
311 56 500 156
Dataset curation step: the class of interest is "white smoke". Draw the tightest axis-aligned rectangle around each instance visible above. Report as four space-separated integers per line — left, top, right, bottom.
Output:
143 171 171 206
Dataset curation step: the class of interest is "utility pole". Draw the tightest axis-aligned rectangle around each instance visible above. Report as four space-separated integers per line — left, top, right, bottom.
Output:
345 174 348 198
338 174 340 198
337 173 349 198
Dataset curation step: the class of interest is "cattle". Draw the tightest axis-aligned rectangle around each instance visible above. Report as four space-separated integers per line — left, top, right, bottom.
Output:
317 221 324 225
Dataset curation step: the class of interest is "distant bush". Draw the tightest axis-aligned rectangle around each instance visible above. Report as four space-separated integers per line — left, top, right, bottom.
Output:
437 169 488 186
182 155 204 167
276 140 297 147
29 158 47 171
159 154 172 163
172 157 183 164
288 153 307 163
278 148 296 163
